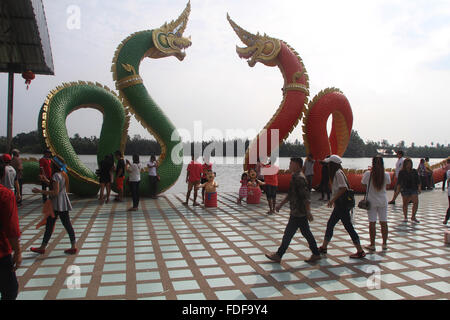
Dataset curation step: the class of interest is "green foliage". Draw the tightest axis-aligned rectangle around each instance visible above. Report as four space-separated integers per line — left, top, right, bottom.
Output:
1 130 449 158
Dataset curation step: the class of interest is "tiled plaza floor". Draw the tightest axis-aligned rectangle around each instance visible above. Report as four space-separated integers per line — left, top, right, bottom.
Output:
15 189 449 300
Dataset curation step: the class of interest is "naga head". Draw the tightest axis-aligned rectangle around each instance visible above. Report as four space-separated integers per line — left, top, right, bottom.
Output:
150 1 192 61
227 14 281 67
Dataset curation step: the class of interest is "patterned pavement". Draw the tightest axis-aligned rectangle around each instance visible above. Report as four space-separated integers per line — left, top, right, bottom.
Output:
15 189 449 300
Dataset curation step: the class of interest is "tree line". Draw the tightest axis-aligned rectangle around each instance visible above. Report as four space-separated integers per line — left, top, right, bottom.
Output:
1 130 449 158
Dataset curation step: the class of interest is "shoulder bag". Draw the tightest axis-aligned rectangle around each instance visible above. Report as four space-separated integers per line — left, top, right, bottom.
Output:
335 170 355 210
358 172 371 210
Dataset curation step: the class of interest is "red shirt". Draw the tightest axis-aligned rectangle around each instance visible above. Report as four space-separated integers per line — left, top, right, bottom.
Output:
187 161 203 182
202 163 212 179
263 164 279 186
0 184 21 258
39 157 52 178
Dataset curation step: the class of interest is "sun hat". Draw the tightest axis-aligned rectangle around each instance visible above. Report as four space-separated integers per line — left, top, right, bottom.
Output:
323 154 342 164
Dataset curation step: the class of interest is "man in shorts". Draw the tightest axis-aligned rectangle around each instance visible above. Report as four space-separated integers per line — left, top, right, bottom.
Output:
183 155 203 206
114 151 125 202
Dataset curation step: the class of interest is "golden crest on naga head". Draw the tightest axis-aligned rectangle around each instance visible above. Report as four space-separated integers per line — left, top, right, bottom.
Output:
227 14 281 67
150 1 192 61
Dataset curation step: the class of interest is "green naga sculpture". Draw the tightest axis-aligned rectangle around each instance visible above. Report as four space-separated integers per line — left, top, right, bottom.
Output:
22 2 192 197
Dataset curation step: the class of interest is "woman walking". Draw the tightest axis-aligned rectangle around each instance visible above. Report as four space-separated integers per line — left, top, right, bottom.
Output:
398 158 421 223
126 154 141 211
361 156 391 251
147 155 158 199
31 156 77 255
318 155 366 259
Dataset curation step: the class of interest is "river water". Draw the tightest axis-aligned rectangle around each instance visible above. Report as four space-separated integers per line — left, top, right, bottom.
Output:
21 155 447 195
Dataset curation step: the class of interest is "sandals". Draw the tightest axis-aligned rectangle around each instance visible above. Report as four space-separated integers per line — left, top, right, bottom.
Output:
411 218 420 224
350 251 366 259
382 244 388 250
64 248 78 255
30 247 45 254
318 246 327 254
364 245 376 251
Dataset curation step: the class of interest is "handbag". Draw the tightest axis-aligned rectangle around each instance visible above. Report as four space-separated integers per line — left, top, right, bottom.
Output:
335 171 355 210
358 172 371 210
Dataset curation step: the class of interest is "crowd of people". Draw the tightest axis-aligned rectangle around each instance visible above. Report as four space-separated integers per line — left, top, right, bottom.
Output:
0 148 449 300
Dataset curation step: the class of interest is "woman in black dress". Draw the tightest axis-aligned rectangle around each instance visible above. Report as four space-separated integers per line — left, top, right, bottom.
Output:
98 154 114 204
398 158 421 223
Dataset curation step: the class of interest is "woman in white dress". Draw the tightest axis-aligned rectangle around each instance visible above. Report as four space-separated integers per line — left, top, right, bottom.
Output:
361 156 391 251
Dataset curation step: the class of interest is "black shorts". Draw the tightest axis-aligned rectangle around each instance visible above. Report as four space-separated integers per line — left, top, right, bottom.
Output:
200 178 208 184
265 185 277 200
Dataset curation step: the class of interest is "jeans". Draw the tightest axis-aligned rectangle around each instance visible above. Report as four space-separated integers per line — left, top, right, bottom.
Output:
43 211 76 246
130 181 140 208
324 205 360 245
277 215 320 257
148 176 158 198
0 255 19 300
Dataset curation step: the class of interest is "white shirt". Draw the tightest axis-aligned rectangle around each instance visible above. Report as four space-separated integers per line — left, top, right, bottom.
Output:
332 169 348 197
395 157 405 177
304 159 315 176
147 161 157 176
129 163 142 182
1 165 16 190
362 171 391 207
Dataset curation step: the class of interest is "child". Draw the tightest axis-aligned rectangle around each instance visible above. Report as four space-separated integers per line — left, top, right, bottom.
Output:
247 168 265 204
237 172 249 205
197 170 218 208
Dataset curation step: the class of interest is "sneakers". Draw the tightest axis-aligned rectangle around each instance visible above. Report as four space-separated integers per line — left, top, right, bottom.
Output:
349 251 366 259
265 253 281 263
304 254 321 263
30 247 45 254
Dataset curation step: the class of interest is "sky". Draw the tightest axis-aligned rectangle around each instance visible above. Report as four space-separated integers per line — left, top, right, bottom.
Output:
1 0 450 147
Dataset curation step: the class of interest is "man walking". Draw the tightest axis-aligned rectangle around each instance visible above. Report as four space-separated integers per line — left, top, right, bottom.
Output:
39 150 52 203
265 157 321 263
0 162 22 300
389 150 405 204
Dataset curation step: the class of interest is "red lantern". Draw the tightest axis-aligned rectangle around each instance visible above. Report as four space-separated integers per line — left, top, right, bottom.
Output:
22 70 35 90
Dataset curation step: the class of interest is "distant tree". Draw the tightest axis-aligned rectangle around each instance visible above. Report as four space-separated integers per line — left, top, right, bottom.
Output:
343 130 366 157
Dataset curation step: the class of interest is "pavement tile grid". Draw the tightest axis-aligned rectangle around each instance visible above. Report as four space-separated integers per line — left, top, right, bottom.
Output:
14 190 450 300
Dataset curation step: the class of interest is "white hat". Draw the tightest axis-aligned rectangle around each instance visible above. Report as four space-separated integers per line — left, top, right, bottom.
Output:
323 155 342 164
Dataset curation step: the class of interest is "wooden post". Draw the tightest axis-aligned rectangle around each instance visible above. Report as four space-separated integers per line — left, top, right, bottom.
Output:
6 71 14 153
